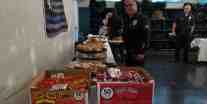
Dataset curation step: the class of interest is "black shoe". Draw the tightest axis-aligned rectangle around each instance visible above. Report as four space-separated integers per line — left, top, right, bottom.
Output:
183 60 190 64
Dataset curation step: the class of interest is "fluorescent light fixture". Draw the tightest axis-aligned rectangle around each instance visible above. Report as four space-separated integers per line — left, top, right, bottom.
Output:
105 0 121 1
152 0 181 2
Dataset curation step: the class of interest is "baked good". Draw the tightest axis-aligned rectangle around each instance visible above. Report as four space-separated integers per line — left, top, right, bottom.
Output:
77 51 106 60
64 62 106 72
77 37 105 52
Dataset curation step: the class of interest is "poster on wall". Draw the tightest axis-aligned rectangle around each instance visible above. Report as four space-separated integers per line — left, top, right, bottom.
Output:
44 0 68 38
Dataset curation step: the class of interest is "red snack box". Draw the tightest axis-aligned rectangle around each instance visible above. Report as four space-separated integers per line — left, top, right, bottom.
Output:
90 67 155 104
97 81 155 104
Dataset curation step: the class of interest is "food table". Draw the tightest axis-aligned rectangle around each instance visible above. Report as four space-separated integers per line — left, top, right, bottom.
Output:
30 35 154 104
30 65 155 104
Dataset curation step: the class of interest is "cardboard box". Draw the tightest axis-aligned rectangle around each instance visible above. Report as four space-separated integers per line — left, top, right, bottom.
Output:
96 81 155 104
90 67 155 104
30 70 88 104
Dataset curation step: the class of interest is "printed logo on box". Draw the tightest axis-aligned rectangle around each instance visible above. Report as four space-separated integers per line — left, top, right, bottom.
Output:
74 91 84 101
101 87 114 100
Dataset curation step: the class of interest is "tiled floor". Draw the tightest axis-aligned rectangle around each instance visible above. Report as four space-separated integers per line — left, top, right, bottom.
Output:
144 51 207 104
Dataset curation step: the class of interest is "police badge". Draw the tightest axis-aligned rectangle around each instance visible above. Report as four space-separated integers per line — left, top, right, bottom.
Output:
132 19 138 26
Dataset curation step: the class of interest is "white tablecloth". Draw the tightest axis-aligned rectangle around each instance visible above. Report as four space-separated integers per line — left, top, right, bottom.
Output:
191 38 207 62
105 40 116 64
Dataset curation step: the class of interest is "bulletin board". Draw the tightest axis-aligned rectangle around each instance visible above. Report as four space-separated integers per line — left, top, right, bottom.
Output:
44 0 68 38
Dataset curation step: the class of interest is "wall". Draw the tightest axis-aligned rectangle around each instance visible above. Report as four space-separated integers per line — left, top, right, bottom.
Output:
79 0 90 7
78 0 199 8
0 0 78 103
79 7 90 33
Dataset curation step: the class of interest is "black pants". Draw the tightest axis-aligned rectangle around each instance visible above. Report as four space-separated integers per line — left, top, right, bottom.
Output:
175 35 191 62
110 43 126 65
125 48 144 67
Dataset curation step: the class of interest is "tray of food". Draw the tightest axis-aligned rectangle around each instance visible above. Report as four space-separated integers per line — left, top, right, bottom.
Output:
76 37 106 53
76 51 107 60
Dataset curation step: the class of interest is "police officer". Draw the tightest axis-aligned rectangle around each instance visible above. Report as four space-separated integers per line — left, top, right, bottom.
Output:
172 3 195 63
122 0 150 66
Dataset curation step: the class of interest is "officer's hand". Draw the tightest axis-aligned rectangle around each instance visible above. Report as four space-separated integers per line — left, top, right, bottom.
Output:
136 54 144 61
143 43 150 50
169 32 176 36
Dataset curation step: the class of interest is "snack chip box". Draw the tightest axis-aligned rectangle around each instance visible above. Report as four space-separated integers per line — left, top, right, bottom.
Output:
90 81 155 104
29 70 88 104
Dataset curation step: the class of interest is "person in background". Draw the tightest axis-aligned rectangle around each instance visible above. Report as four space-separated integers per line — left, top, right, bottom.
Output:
172 3 195 63
89 0 106 35
98 12 113 36
99 9 125 64
108 9 123 40
122 0 150 66
108 9 126 65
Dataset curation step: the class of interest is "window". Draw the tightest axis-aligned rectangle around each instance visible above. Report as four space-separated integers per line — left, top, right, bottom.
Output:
105 0 121 1
152 0 181 3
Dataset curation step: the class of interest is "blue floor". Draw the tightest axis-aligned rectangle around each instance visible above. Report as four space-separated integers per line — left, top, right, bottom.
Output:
144 51 207 104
